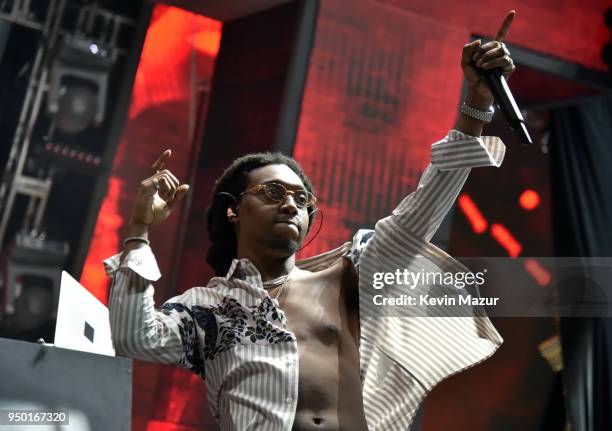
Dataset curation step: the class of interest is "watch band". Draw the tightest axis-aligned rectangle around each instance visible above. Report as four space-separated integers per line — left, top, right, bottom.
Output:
460 102 494 123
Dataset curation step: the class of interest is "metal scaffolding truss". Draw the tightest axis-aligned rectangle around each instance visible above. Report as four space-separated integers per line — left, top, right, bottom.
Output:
0 0 133 250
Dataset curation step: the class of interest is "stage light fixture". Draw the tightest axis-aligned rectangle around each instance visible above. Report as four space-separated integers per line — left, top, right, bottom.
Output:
47 34 116 134
0 232 68 337
55 79 98 134
519 189 541 211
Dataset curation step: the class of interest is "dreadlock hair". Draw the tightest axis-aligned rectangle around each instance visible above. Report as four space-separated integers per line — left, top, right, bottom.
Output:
206 152 317 276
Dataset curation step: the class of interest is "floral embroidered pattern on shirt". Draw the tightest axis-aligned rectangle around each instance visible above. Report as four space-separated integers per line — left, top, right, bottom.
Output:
157 303 205 377
346 229 374 267
160 296 294 363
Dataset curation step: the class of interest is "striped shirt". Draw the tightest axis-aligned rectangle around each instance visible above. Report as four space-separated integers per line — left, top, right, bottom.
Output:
104 129 506 430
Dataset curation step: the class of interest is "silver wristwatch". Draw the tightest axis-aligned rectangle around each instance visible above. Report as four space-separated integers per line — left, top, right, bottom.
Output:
460 102 494 123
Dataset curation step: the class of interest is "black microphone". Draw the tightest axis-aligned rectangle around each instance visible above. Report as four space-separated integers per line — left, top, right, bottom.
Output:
481 67 533 145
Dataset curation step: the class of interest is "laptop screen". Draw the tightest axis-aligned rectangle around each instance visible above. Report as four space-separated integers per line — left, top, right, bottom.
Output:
54 271 115 356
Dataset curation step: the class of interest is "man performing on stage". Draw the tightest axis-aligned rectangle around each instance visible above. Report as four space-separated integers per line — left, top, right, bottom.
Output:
104 11 516 431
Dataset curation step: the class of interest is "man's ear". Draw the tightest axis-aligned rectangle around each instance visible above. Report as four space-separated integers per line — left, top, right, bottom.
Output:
227 207 238 223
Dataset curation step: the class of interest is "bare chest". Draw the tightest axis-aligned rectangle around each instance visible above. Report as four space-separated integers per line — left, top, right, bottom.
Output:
279 258 359 345
278 259 367 430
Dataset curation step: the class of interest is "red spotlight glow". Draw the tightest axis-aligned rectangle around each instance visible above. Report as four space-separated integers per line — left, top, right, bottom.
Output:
490 223 522 257
524 258 552 286
519 189 540 210
458 193 488 234
194 28 222 57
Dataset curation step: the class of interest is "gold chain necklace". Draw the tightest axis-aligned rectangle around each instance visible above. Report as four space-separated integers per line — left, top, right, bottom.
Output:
263 273 292 301
271 277 290 301
263 274 291 305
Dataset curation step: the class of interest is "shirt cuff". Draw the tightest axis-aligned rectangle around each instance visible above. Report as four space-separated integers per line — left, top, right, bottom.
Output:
103 245 162 281
431 129 506 171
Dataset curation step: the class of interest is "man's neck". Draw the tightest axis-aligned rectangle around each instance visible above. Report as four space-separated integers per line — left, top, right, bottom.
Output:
236 244 296 282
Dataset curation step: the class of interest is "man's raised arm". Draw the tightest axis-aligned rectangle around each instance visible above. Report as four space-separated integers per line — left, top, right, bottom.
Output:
383 11 516 242
103 150 204 375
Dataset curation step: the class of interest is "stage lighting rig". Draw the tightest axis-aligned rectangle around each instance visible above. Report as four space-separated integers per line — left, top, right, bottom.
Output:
47 34 116 133
0 0 135 248
0 0 52 31
0 0 144 343
36 3 132 174
0 231 68 337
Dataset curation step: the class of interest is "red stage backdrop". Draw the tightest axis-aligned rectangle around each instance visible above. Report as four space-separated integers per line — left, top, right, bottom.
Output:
294 0 466 257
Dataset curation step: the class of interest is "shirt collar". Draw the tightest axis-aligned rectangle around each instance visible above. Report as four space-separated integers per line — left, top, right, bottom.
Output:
224 240 353 284
225 258 264 287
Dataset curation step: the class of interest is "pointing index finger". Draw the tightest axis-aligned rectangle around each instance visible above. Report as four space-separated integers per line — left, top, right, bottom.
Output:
151 149 171 175
494 10 515 42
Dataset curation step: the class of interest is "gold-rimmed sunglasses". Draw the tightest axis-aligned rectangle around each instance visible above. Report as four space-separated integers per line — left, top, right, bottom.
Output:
240 182 317 209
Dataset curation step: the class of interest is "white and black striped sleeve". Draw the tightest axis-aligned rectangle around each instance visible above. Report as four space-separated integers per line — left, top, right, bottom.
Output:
103 245 204 376
390 130 505 242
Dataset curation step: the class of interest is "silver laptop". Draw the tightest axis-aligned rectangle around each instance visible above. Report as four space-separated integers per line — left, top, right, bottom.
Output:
54 271 115 356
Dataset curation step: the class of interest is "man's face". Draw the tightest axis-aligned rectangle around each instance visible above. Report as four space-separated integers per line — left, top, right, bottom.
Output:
233 164 311 256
